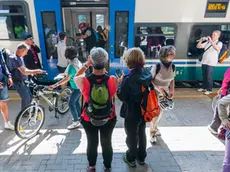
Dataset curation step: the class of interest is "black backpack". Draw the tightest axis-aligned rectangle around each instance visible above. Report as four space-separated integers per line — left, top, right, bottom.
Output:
84 74 113 126
154 63 175 78
0 48 11 72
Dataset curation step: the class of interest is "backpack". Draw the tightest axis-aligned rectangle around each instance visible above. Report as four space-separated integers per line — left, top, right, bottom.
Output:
155 63 176 78
140 82 161 122
92 29 99 42
0 48 11 72
85 74 113 126
218 44 229 63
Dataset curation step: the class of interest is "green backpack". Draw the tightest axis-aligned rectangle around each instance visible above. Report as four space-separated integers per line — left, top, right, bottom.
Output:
85 74 113 126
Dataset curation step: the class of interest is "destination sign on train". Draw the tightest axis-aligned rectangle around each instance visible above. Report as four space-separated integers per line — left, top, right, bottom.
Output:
205 0 229 18
207 2 228 12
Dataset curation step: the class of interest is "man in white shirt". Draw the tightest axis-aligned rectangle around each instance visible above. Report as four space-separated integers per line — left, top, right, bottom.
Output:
57 32 68 73
196 30 222 95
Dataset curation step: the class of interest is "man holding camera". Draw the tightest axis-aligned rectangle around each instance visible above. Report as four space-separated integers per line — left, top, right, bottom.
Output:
196 30 222 95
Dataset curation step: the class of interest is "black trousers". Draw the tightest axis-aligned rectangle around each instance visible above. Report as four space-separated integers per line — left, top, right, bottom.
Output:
57 65 66 73
81 117 116 168
124 118 147 162
202 64 214 91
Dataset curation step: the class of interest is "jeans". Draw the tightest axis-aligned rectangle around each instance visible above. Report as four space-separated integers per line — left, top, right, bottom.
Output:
202 64 214 91
124 118 147 162
217 95 230 171
57 66 66 73
223 137 230 172
14 81 32 110
210 105 222 132
81 117 116 168
69 89 81 121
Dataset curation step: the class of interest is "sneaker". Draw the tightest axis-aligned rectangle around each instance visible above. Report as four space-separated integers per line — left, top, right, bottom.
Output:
123 153 136 167
67 121 80 130
156 130 161 136
197 88 206 92
86 164 96 172
4 121 14 130
104 167 111 172
204 91 212 95
208 125 218 135
136 158 145 165
150 136 157 144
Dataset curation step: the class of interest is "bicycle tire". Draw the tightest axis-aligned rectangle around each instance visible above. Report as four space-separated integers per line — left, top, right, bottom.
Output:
56 86 72 114
15 104 45 139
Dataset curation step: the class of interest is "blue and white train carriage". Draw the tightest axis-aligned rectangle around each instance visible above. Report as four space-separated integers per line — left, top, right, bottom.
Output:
0 0 230 82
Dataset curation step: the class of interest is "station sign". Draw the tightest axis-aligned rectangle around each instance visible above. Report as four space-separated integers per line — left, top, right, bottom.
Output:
205 0 229 18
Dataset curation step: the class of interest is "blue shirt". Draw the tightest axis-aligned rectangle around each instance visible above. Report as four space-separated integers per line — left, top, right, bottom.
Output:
9 54 27 82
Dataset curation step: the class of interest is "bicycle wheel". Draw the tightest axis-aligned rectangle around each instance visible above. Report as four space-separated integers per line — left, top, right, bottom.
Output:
212 95 220 112
56 86 72 114
15 104 45 139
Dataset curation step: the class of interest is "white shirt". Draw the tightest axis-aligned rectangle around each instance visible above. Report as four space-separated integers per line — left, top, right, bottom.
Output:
201 40 223 66
57 41 68 68
151 63 175 94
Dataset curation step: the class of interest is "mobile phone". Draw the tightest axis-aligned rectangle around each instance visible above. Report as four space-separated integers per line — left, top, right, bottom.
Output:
115 69 122 78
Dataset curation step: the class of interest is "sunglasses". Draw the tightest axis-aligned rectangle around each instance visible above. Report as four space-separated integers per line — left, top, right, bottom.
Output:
168 53 175 56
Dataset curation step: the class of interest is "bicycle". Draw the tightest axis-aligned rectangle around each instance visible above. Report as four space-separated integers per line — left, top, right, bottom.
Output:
212 88 221 112
14 74 72 139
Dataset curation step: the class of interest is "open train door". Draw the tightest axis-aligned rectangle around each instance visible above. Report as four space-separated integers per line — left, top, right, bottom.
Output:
109 0 136 74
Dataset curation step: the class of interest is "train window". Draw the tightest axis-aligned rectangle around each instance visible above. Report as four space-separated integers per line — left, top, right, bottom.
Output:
187 24 230 58
96 14 104 28
41 12 58 59
115 11 129 58
134 24 176 59
78 15 87 24
0 1 30 40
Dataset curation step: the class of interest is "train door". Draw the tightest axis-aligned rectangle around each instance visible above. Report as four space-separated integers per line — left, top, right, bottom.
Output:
63 7 108 59
108 0 135 74
34 0 136 80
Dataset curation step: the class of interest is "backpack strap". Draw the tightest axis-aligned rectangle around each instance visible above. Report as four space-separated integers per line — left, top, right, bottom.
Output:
153 63 161 80
86 74 110 102
172 64 175 72
86 73 110 85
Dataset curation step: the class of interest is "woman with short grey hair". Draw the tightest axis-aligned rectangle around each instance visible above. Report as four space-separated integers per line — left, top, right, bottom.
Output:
75 47 118 172
150 45 176 144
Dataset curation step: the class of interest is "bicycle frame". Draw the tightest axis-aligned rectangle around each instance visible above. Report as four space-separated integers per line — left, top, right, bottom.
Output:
32 88 61 119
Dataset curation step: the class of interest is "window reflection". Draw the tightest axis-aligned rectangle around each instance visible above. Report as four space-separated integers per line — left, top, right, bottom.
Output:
96 14 104 28
115 11 129 58
0 2 30 40
135 25 175 59
42 12 58 59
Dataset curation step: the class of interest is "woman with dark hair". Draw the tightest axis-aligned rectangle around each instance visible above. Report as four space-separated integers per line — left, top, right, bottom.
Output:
97 25 107 48
48 46 82 130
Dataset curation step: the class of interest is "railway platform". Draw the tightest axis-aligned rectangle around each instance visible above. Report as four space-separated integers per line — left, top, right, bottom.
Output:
0 88 225 172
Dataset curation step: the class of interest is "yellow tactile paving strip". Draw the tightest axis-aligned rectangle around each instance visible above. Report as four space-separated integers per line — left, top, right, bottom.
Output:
8 88 220 100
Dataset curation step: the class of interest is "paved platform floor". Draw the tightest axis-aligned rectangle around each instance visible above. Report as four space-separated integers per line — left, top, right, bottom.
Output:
0 88 225 172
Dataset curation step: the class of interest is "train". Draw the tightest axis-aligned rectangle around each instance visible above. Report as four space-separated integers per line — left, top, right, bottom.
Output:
0 0 229 84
